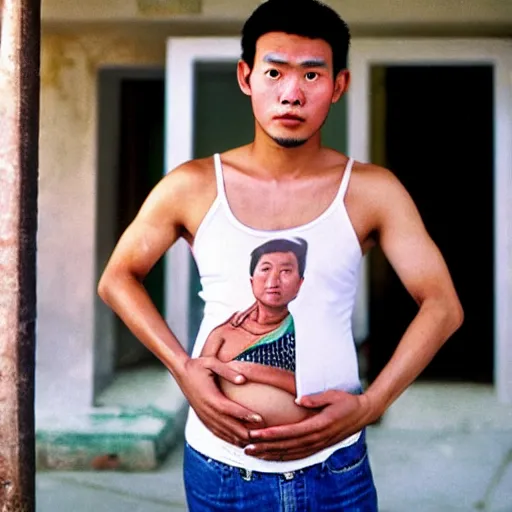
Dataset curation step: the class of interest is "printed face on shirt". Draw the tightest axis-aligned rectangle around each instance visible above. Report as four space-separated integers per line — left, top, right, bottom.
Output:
237 32 347 148
250 251 304 309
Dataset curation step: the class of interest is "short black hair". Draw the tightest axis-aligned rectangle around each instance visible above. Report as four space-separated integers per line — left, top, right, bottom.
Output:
241 0 350 77
250 237 308 278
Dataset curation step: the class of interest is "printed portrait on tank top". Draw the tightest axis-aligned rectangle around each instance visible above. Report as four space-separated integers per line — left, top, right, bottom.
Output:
201 237 308 393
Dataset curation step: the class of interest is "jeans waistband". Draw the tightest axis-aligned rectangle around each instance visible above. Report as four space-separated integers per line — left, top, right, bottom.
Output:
187 428 367 483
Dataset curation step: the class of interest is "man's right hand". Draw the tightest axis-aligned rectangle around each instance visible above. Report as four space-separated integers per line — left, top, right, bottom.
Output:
175 356 264 447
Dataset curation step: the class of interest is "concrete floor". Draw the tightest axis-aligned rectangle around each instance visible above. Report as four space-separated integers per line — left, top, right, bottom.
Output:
36 383 512 511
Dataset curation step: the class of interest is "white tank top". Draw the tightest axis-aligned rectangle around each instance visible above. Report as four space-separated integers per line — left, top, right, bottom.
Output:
184 153 363 473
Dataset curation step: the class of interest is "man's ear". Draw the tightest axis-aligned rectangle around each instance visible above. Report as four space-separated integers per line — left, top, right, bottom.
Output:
332 69 351 104
237 59 252 96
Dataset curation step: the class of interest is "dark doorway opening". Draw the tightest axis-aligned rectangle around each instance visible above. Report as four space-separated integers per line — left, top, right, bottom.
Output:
368 65 494 383
115 77 165 368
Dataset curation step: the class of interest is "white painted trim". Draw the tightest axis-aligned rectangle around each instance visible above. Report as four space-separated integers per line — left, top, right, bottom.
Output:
348 45 371 345
164 38 241 350
494 49 512 403
349 39 512 402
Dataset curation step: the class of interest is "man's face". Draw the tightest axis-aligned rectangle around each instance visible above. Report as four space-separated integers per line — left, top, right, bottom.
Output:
251 251 303 309
238 32 348 148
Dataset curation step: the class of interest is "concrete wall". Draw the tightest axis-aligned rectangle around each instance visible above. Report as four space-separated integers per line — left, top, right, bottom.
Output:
42 0 512 34
37 29 167 411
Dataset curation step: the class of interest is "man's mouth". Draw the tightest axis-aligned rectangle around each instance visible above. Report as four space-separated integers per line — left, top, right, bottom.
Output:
274 114 305 128
275 114 305 122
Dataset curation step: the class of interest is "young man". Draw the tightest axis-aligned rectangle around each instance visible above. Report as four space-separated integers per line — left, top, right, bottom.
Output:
98 0 463 509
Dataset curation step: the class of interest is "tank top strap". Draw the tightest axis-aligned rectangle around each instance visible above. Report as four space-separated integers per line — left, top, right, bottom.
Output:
213 153 227 203
338 157 355 200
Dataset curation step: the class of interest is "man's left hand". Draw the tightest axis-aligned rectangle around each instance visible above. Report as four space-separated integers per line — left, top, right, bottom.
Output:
244 390 376 461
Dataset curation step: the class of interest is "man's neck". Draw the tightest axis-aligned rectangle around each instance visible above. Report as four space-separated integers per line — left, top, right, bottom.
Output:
248 130 323 179
250 303 289 327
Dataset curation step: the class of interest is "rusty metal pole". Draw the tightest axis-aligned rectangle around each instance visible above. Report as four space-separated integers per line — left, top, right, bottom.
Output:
0 0 41 510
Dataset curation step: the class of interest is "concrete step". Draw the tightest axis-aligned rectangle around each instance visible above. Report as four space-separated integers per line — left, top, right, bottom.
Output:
36 364 186 471
36 406 181 471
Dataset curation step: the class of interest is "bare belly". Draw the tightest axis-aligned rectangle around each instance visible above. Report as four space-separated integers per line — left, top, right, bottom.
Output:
220 380 314 427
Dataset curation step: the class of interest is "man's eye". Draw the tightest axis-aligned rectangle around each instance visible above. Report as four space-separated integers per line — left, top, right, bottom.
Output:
305 72 318 81
266 69 281 79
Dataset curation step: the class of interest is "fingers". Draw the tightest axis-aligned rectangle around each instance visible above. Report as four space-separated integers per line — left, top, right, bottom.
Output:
245 431 326 457
196 397 254 447
215 394 264 425
296 390 338 408
196 385 263 443
249 414 329 441
212 418 251 447
246 431 347 461
204 357 246 384
205 422 247 448
245 413 363 460
254 442 329 461
297 389 361 410
182 357 265 447
227 362 296 395
263 428 361 461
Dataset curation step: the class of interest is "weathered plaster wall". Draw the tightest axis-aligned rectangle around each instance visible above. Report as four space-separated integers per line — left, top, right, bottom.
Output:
37 29 167 411
42 0 512 30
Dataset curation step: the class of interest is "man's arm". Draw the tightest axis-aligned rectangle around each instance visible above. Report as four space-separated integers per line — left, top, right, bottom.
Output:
245 165 463 461
361 168 463 414
201 327 297 395
227 361 297 396
200 328 226 358
98 161 262 447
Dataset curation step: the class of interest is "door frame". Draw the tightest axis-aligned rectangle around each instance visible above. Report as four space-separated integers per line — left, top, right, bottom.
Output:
348 39 512 402
164 38 243 350
164 37 512 402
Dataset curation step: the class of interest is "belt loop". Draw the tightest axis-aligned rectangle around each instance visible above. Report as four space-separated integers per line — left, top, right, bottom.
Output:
240 468 253 482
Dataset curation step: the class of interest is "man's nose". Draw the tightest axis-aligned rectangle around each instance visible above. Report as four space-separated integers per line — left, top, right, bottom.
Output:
267 270 280 286
280 77 305 106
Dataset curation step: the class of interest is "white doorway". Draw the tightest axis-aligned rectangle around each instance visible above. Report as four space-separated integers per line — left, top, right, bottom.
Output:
349 39 512 401
164 37 512 403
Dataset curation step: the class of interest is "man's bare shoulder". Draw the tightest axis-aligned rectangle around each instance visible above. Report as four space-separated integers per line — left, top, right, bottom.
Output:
350 161 410 204
160 156 216 196
344 160 420 242
352 160 397 182
133 156 218 243
348 159 427 242
148 156 216 216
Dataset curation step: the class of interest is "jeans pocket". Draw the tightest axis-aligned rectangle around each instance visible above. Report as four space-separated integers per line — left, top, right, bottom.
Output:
184 443 233 500
324 444 368 474
184 443 234 478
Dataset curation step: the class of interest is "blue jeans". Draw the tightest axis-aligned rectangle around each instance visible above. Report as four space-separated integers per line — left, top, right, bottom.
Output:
183 430 378 511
